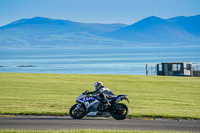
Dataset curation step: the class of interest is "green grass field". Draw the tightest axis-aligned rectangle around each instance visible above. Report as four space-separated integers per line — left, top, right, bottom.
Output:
0 73 200 119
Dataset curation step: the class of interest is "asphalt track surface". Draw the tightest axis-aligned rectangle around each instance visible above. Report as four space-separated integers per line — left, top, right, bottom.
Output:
0 115 200 132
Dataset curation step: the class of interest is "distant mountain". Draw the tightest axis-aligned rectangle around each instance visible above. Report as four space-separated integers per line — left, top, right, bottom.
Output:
0 15 200 48
0 17 127 35
105 15 200 43
167 15 200 35
0 17 127 47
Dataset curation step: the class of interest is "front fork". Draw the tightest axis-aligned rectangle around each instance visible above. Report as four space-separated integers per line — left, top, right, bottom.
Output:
76 102 87 112
76 103 82 110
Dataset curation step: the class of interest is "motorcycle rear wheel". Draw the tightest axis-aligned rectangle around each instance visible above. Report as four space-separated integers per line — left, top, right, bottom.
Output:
111 103 129 120
69 104 86 119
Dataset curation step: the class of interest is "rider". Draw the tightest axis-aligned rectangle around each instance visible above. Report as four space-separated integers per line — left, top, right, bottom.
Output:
90 81 116 110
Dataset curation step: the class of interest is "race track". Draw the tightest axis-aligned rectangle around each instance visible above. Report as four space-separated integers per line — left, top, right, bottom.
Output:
0 115 200 132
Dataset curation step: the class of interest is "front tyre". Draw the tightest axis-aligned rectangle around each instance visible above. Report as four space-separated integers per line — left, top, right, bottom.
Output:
69 104 86 119
111 103 129 120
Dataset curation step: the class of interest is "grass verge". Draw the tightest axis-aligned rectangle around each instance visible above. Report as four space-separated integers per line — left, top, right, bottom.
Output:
0 73 200 120
0 130 196 133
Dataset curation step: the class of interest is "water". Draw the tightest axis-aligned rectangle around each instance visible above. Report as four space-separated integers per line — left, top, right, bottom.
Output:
0 46 200 75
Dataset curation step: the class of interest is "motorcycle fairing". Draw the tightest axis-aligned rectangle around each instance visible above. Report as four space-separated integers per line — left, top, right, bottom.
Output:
114 95 129 103
76 94 100 109
79 96 96 102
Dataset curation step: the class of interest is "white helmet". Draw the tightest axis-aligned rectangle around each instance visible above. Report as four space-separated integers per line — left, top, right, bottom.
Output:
94 81 103 91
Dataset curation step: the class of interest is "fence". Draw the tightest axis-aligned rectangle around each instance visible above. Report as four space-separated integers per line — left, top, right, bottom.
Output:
146 64 157 76
193 64 200 77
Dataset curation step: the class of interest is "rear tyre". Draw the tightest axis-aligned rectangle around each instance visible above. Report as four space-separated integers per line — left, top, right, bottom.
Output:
69 104 86 119
111 103 129 120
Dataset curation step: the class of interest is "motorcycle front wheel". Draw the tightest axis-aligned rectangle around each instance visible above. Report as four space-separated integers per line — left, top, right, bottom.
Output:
69 104 86 119
111 103 129 120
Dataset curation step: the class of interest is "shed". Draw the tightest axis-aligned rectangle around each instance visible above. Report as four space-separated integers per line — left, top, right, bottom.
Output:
157 62 192 76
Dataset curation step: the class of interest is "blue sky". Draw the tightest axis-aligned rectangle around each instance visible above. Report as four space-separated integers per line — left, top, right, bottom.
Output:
0 0 200 26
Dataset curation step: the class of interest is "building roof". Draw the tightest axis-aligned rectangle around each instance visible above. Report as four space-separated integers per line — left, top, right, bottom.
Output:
162 62 192 64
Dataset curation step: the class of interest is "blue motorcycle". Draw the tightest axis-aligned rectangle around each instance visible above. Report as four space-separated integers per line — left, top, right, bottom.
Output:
69 90 129 120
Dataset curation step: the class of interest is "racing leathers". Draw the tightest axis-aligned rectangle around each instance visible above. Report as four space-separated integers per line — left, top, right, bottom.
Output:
90 86 115 110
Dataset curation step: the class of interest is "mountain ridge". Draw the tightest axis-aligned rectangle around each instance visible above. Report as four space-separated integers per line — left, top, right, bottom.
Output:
0 15 200 47
105 14 200 43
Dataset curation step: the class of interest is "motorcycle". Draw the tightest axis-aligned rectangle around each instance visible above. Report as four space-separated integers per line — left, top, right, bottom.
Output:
69 90 130 120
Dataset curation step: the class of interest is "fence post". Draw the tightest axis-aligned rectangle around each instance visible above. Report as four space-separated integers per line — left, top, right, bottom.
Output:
191 64 193 77
146 64 148 75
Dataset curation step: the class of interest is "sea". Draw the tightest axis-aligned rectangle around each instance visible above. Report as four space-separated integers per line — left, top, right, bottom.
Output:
0 45 200 75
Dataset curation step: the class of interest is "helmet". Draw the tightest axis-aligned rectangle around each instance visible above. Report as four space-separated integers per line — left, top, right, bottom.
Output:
94 81 103 91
